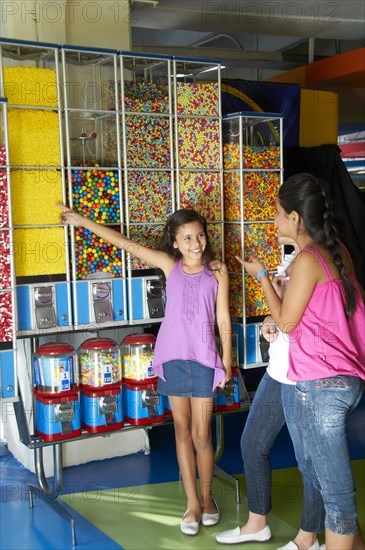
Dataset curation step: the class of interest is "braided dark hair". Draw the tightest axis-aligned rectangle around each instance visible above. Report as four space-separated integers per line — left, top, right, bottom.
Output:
278 173 356 317
157 209 215 285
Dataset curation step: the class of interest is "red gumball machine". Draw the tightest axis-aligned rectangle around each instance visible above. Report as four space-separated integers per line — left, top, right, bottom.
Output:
32 343 81 441
78 337 124 433
120 334 164 425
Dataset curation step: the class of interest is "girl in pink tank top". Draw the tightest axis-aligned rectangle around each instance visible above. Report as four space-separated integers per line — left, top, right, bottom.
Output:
236 173 365 550
58 204 232 537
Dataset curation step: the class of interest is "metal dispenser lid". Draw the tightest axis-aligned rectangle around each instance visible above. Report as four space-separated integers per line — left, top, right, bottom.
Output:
122 334 156 345
79 337 118 350
35 343 75 356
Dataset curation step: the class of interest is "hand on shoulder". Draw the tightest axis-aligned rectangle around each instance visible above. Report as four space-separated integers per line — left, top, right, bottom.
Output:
211 260 229 278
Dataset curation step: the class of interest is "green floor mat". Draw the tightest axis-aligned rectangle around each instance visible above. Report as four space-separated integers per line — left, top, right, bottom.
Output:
63 460 364 549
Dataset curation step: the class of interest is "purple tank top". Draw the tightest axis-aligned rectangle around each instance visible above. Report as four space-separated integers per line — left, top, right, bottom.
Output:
153 260 225 390
288 247 365 381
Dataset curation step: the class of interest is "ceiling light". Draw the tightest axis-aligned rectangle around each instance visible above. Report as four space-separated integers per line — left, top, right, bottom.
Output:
130 0 159 6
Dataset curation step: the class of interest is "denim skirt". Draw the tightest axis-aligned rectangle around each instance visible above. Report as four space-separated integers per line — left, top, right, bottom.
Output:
157 359 216 398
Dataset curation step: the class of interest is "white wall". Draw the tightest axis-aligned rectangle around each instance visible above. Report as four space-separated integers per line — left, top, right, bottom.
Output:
1 0 131 50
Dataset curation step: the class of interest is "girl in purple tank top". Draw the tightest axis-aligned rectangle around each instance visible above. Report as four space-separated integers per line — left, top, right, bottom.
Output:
58 204 232 537
235 173 365 550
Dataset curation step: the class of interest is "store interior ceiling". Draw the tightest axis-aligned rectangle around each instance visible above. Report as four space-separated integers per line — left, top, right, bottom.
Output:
130 0 365 138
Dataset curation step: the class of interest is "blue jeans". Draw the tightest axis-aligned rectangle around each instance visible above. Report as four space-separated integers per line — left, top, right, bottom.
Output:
241 371 325 532
293 375 364 535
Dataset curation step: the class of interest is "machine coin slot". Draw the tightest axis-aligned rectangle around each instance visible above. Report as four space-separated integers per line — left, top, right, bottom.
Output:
142 388 159 418
92 281 113 323
146 279 165 319
55 401 75 435
33 286 57 329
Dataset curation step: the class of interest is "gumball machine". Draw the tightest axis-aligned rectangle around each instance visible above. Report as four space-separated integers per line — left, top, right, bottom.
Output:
214 332 241 412
32 343 81 441
78 337 124 433
120 333 164 425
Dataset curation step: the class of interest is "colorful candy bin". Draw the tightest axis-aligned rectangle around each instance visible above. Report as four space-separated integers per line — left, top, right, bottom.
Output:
123 380 164 426
223 112 283 368
120 52 172 115
121 333 157 384
77 337 121 390
0 98 14 346
34 392 81 442
33 343 78 397
80 387 123 434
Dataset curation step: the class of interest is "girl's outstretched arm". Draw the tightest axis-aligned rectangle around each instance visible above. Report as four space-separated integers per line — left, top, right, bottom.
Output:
57 203 174 273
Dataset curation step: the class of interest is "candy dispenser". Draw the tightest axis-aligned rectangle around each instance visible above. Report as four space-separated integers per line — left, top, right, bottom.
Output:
120 332 163 425
120 52 173 324
173 57 224 261
0 38 72 337
0 96 17 400
214 367 240 413
214 332 243 412
78 337 121 390
123 380 164 426
34 394 82 442
32 342 81 441
80 387 123 433
121 333 157 384
61 46 127 329
223 112 283 367
33 343 78 397
78 337 123 433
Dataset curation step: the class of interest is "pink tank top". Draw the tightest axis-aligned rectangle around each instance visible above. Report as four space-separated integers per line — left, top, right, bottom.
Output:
153 260 225 390
287 247 365 381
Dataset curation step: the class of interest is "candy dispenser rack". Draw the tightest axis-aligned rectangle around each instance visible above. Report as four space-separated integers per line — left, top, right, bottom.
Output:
61 45 127 329
173 57 224 257
120 53 173 324
1 42 254 544
0 38 72 337
223 112 284 368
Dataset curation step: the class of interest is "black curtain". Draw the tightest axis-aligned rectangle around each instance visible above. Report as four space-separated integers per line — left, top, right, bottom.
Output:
284 144 365 289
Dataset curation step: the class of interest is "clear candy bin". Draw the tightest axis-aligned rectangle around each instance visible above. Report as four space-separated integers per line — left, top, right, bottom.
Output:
121 333 156 384
33 342 78 396
77 337 121 389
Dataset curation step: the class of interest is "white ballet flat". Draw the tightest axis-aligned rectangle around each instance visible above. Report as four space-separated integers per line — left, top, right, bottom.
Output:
180 510 200 536
276 540 320 550
216 525 271 544
201 499 220 526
